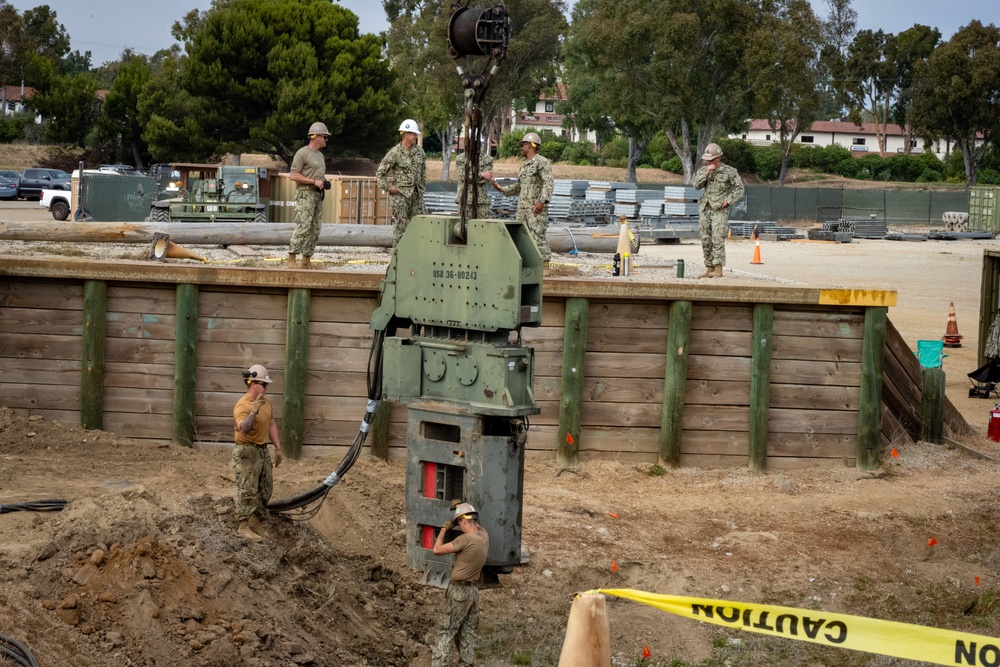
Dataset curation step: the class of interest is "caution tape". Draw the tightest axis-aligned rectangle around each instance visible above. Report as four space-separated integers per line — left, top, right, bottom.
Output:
596 589 1000 666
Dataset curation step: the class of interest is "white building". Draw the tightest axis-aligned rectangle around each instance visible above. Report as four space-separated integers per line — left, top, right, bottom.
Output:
1 85 34 117
509 82 598 145
737 119 961 158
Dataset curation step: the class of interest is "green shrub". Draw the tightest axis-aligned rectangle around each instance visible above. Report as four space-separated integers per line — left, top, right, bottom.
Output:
752 145 784 181
599 137 629 164
810 144 853 171
717 138 756 174
979 168 1000 185
562 141 598 165
943 148 965 180
0 112 33 143
916 168 944 183
835 159 860 178
498 129 528 158
885 154 924 182
661 156 684 174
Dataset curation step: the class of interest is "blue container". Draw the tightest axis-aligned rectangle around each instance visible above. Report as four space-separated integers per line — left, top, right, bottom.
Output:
916 340 945 369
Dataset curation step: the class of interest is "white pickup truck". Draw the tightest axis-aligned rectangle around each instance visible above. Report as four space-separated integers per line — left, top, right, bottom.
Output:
40 169 109 220
40 187 72 221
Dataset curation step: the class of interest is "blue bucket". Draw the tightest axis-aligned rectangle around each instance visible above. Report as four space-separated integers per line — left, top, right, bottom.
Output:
916 340 945 369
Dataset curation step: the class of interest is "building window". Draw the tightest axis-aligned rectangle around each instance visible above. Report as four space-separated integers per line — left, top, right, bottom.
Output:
910 139 918 148
801 135 814 143
853 137 865 146
545 101 554 113
765 134 771 141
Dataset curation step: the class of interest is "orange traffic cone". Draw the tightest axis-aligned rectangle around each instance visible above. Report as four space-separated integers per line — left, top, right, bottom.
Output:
943 302 962 348
149 233 206 262
751 239 762 265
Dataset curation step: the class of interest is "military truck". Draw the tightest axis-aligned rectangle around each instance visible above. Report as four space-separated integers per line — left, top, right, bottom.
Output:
149 165 269 222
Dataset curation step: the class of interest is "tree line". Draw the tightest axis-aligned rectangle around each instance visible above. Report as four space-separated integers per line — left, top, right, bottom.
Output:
1 0 997 188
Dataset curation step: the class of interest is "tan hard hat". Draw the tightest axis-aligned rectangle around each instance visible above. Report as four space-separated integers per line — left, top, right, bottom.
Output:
398 119 422 135
702 143 723 160
246 364 272 384
521 132 542 146
308 122 330 136
453 502 478 519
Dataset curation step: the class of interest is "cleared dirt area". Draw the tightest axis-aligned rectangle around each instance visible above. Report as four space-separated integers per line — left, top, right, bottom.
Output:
1 195 999 666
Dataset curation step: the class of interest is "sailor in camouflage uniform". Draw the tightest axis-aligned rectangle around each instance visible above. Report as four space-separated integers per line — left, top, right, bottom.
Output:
287 121 331 269
377 119 427 247
455 148 494 220
485 132 554 261
691 142 745 278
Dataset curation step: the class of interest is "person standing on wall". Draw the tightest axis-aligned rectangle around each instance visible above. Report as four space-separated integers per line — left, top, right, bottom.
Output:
692 142 744 278
287 122 331 269
233 364 283 542
483 132 554 263
377 119 427 247
430 502 489 667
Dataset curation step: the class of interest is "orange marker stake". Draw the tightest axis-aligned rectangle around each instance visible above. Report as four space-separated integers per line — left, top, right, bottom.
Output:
566 433 574 445
928 537 938 547
643 645 651 659
611 559 618 573
976 576 981 586
891 447 899 459
609 513 619 519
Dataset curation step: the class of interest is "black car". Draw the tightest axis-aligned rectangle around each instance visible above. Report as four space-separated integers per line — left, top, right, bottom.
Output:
0 169 21 197
0 175 17 200
19 167 71 199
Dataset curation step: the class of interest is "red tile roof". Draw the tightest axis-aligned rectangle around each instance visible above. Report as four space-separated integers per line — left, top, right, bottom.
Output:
1 85 34 102
748 119 908 136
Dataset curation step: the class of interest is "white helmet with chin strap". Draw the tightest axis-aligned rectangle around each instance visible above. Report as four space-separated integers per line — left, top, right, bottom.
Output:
398 119 422 135
453 502 478 520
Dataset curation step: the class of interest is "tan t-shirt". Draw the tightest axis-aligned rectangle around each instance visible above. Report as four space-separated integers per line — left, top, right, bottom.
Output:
233 393 273 445
291 146 326 182
449 526 489 583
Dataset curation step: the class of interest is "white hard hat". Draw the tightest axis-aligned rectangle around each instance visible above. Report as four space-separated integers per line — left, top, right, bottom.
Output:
398 119 422 135
521 132 542 146
245 364 272 385
308 122 330 136
702 143 723 160
453 502 478 519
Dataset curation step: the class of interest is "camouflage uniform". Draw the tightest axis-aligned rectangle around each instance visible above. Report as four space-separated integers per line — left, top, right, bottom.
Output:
502 154 554 261
692 163 744 269
232 393 275 521
431 584 480 667
376 143 426 246
289 144 327 258
454 151 495 219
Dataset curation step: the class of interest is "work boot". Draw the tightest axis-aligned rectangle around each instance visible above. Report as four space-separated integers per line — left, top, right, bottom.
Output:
711 265 724 278
300 256 312 270
248 514 264 532
284 252 297 268
237 520 263 542
697 266 714 279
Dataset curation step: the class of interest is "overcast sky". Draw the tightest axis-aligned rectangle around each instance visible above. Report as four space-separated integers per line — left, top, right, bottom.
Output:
5 0 996 68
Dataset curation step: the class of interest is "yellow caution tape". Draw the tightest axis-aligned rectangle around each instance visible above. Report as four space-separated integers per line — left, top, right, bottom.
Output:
596 589 1000 666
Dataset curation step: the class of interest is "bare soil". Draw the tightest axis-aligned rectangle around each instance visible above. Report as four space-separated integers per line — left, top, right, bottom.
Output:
2 195 1000 666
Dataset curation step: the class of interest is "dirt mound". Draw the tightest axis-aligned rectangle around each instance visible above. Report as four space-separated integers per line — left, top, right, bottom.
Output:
5 407 1000 666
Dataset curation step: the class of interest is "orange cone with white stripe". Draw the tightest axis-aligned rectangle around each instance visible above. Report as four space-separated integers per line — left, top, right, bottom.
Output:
751 239 762 265
943 302 962 348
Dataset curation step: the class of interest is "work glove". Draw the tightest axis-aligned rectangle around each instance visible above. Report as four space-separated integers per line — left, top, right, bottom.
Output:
449 499 462 510
251 395 265 415
272 449 283 468
441 519 455 532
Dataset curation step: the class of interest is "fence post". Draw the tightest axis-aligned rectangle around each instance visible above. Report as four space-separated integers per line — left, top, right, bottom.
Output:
172 283 199 447
81 279 107 430
921 368 945 444
749 304 774 472
283 288 311 459
557 297 589 467
857 306 887 469
660 300 692 468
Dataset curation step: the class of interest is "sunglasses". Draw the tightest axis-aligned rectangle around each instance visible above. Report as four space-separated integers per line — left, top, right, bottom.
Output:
251 381 268 387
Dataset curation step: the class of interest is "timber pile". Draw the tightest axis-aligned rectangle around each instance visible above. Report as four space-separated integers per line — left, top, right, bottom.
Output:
881 318 973 446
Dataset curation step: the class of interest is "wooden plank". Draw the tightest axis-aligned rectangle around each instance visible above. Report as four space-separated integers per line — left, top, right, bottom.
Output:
103 412 174 439
769 384 860 411
881 370 922 443
0 279 83 310
520 326 565 352
197 315 287 343
587 301 669 329
538 400 661 428
540 299 566 327
662 300 692 467
772 308 865 339
104 386 173 413
767 433 855 458
536 376 664 404
0 332 82 361
106 338 175 364
586 326 667 353
691 304 753 331
881 403 914 446
769 408 858 434
682 405 750 432
198 289 288 318
772 334 864 363
526 425 660 455
688 355 752 382
884 318 923 389
678 453 749 468
4 407 78 427
769 358 862 386
2 382 80 410
0 307 82 335
767 456 854 470
688 330 752 357
309 294 382 323
683 379 749 406
193 415 408 445
105 312 176 340
535 351 666 379
0 358 81 385
921 367 945 444
680 430 750 456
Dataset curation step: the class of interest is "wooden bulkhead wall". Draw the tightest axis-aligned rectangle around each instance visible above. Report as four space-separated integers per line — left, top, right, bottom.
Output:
0 258 966 469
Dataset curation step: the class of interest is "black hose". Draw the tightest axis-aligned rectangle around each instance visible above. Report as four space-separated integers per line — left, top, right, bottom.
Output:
0 500 68 514
0 633 40 667
266 326 387 518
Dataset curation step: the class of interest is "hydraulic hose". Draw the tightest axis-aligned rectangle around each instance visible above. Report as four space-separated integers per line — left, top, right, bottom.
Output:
0 633 40 667
0 500 68 514
266 326 387 519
